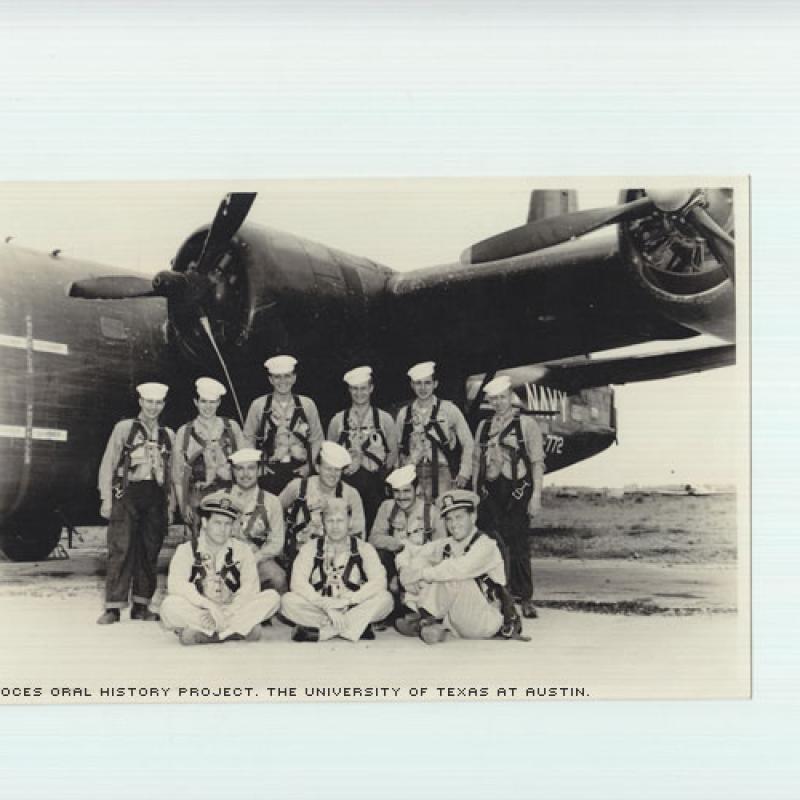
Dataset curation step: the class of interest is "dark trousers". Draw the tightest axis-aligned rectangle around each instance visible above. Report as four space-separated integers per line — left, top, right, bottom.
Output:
478 476 534 602
259 461 305 495
344 467 386 532
105 481 168 608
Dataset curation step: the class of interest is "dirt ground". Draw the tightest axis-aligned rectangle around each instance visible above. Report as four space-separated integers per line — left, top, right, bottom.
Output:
534 493 738 563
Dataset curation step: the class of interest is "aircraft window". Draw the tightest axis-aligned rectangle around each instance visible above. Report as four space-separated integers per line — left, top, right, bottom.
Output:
100 316 128 340
590 406 600 419
571 405 584 421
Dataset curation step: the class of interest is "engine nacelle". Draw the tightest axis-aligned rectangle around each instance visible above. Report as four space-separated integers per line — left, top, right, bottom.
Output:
166 222 391 376
617 188 735 341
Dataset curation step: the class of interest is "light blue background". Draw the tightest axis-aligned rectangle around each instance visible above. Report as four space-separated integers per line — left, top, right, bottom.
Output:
0 2 795 797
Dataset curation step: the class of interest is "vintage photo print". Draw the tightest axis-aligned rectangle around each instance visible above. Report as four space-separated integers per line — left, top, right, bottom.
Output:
0 177 749 704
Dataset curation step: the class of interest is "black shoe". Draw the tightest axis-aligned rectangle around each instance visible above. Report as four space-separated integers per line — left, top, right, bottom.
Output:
360 624 376 641
96 608 121 625
131 603 160 622
520 600 538 619
291 625 320 643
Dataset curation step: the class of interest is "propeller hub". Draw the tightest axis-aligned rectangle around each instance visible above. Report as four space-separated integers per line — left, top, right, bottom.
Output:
644 188 694 213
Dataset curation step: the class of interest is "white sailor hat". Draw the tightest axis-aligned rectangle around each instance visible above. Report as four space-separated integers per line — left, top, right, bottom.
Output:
229 448 262 466
195 377 227 400
136 382 169 401
319 441 352 469
386 464 417 490
199 490 240 520
438 489 480 517
264 355 298 375
483 375 513 397
407 361 436 381
343 366 373 387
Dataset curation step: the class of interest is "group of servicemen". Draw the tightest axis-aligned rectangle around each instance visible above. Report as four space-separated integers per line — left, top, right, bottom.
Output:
96 353 545 646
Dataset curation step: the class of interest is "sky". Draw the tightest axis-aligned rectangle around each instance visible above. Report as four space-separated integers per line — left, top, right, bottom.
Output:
0 178 747 488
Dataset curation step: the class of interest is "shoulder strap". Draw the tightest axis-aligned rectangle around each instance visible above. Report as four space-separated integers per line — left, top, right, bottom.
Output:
423 502 432 541
399 403 414 455
310 536 327 593
256 393 274 449
342 536 366 590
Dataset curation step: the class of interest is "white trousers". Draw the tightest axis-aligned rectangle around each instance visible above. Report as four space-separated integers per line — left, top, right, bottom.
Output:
416 579 502 639
160 591 281 640
281 590 394 641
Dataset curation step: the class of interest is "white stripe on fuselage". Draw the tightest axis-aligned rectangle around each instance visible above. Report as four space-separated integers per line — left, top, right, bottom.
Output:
0 425 68 442
0 334 69 355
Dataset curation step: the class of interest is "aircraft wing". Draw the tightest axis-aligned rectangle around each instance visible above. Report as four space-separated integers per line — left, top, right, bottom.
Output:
479 344 736 394
385 233 703 372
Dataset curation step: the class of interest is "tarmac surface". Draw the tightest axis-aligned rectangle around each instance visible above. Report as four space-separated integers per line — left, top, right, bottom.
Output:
0 528 748 703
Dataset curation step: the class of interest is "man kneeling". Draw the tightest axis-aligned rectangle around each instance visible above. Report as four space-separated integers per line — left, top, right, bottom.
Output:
281 498 393 642
397 489 520 644
160 491 281 645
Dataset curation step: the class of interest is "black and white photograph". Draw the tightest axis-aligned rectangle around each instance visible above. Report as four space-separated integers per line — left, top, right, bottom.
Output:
2 2 797 798
0 178 748 702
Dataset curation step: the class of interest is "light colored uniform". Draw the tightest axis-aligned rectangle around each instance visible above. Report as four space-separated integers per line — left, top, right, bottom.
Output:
280 476 366 547
472 408 544 518
160 534 280 639
281 536 393 640
228 484 287 592
403 530 506 640
243 393 324 474
396 397 474 501
172 416 245 520
328 406 398 475
328 405 397 528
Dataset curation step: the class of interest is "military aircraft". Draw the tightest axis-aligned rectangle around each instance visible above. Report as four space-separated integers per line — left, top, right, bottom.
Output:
0 186 736 560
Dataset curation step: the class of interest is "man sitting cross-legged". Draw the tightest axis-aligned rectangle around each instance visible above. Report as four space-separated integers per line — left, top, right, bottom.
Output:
396 489 522 644
160 491 281 645
281 497 393 642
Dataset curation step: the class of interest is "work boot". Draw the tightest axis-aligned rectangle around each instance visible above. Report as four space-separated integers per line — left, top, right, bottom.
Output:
419 622 448 645
131 603 160 622
520 600 538 619
394 612 422 637
179 628 217 646
291 625 320 643
96 608 121 625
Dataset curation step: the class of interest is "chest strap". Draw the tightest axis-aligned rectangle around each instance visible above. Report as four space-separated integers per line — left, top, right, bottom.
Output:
310 536 366 595
113 420 172 500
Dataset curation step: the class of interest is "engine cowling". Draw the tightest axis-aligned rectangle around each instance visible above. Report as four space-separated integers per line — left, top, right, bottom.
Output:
617 188 735 341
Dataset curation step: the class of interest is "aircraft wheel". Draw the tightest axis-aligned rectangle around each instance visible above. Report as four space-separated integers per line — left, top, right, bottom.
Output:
0 510 63 562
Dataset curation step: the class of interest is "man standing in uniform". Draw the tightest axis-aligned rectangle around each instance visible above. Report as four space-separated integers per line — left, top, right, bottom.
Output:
472 375 544 619
97 382 175 625
396 489 519 644
369 464 445 604
395 361 474 503
160 491 281 645
227 448 287 593
328 366 397 530
279 441 366 564
281 497 393 642
172 377 245 535
243 355 324 495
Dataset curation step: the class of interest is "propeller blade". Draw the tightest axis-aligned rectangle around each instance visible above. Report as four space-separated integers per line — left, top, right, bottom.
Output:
68 276 156 300
686 205 735 282
462 196 655 264
199 316 245 425
195 192 257 272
